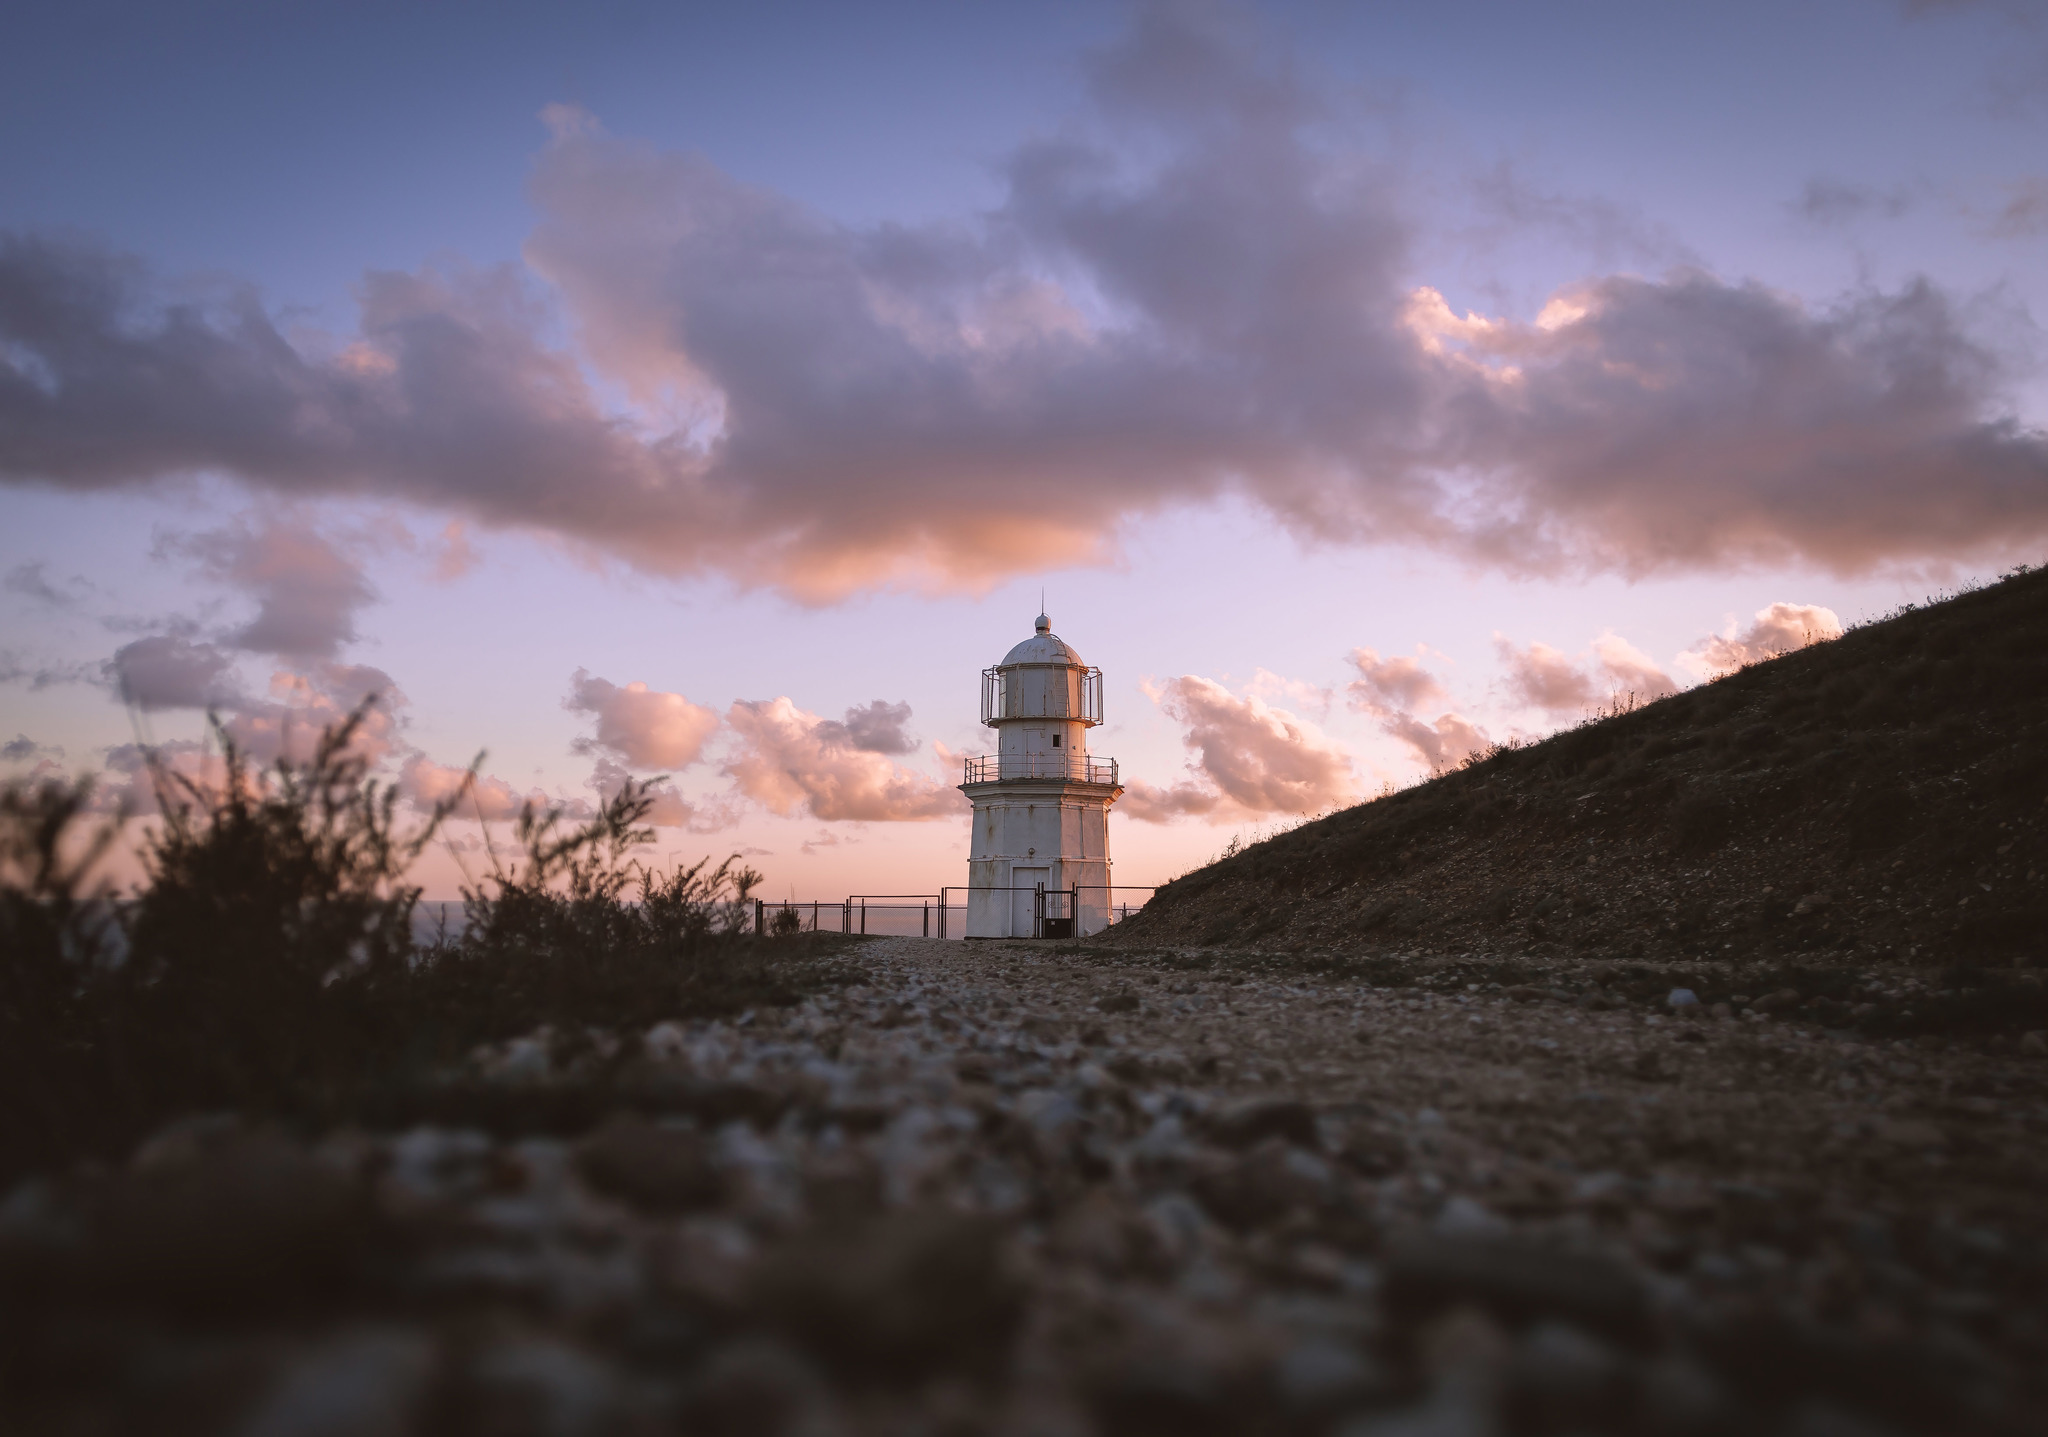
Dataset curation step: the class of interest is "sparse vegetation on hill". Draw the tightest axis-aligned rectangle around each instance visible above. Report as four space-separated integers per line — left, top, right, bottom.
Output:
1115 566 2048 1011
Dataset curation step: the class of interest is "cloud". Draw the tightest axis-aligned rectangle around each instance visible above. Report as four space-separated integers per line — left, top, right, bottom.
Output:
1416 273 2048 575
1680 601 1845 678
432 520 479 580
168 516 375 659
1346 648 1448 714
1123 675 1356 822
1379 711 1491 773
398 753 531 822
1793 178 1917 227
1494 631 1676 715
4 562 90 606
813 699 918 754
89 663 403 815
217 663 404 766
586 754 737 832
0 650 95 690
107 635 242 710
2 734 62 763
723 696 962 821
565 669 719 770
97 739 217 816
1591 633 1678 699
1495 638 1596 714
2 8 2045 596
1344 645 1491 770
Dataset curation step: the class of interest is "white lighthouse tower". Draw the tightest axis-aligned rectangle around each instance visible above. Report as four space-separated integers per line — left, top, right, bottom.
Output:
961 613 1124 939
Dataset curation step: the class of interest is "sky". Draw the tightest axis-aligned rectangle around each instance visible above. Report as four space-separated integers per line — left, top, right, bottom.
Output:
3 0 2046 900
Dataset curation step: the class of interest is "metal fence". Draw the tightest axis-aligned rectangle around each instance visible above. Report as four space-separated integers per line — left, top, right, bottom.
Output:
755 896 943 938
753 885 1154 940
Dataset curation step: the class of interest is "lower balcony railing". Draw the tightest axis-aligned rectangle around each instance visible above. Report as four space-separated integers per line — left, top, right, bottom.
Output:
962 753 1118 785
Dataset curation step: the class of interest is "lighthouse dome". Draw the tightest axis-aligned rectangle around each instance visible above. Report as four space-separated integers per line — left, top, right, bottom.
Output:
1001 613 1084 667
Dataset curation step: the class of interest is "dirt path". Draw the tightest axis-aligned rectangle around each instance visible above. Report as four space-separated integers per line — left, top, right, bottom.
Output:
7 936 2045 1435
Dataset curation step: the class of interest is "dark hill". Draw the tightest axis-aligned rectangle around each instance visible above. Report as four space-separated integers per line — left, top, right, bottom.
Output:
1112 564 2048 1024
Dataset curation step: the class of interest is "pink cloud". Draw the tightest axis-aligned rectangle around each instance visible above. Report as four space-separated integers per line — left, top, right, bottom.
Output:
1590 633 1678 699
723 696 960 821
1380 711 1491 773
1494 638 1595 713
1346 648 1448 714
1495 631 1677 715
1 734 62 764
219 664 404 767
1681 601 1845 677
1345 646 1490 771
398 754 534 823
586 754 737 832
432 520 479 581
565 669 719 770
1123 676 1356 823
97 739 221 817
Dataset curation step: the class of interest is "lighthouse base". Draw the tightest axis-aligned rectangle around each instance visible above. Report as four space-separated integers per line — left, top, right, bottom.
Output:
960 779 1118 939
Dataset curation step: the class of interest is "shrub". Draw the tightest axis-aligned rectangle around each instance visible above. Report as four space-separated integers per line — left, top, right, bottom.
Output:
0 699 808 1186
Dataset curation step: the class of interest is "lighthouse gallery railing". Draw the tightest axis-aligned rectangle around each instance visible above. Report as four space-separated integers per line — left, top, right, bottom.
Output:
961 753 1118 785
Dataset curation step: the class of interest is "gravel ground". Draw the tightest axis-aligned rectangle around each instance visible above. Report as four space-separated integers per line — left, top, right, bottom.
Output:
6 935 2046 1436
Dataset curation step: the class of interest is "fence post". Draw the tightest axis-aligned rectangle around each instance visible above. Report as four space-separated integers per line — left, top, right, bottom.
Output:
860 900 866 935
755 897 763 934
923 902 929 937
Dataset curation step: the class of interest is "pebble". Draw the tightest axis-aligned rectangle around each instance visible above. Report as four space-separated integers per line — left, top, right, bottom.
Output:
4 935 2037 1436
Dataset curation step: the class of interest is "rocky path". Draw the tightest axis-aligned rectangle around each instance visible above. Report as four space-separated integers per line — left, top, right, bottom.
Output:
6 937 2046 1435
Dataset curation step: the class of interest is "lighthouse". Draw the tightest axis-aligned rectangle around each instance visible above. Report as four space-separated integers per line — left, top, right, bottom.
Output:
961 613 1124 938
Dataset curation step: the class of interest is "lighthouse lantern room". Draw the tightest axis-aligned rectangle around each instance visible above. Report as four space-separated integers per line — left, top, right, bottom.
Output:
961 613 1124 938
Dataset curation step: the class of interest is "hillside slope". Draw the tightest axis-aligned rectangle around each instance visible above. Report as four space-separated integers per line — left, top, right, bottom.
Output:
1115 566 2048 987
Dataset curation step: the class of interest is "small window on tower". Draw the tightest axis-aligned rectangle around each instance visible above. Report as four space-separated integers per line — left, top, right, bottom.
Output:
1052 733 1061 747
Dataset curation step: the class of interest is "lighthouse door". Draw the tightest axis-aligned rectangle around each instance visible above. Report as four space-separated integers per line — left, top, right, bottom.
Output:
1011 867 1047 937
